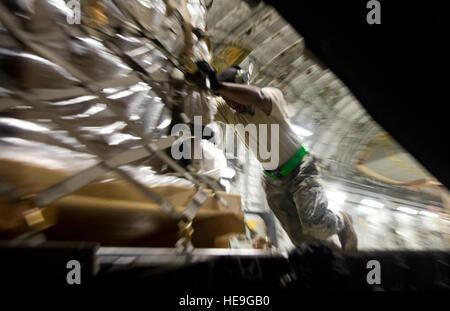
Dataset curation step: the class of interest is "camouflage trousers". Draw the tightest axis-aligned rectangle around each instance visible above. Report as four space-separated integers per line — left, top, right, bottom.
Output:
262 153 344 247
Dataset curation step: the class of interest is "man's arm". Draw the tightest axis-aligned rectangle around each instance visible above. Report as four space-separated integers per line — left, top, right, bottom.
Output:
194 61 272 114
218 82 272 115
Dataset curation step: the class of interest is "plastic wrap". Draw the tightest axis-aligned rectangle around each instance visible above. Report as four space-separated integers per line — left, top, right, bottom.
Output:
0 0 245 247
0 48 80 89
0 0 218 197
125 0 186 57
67 36 133 81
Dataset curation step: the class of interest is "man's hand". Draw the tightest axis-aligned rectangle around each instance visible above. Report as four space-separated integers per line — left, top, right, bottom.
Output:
196 61 222 91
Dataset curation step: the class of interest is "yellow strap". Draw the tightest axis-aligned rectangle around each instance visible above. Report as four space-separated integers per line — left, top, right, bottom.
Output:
164 0 176 16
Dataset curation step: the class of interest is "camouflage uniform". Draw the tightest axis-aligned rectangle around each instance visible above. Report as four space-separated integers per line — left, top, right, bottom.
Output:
262 153 344 247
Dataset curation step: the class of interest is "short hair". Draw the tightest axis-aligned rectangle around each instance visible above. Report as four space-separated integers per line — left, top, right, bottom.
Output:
217 65 242 83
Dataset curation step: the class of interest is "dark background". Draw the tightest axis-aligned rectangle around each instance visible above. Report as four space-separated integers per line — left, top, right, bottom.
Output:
264 0 450 188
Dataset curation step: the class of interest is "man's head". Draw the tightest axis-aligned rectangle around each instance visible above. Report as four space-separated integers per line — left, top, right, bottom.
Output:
217 66 247 113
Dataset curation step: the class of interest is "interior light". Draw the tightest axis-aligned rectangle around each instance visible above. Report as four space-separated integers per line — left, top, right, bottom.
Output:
419 210 439 218
360 199 384 208
326 191 347 203
397 206 418 215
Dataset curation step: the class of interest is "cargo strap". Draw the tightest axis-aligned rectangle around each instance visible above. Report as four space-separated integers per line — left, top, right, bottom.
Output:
176 185 212 250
